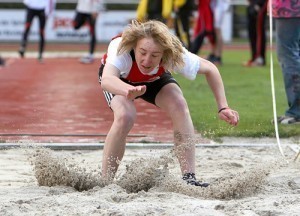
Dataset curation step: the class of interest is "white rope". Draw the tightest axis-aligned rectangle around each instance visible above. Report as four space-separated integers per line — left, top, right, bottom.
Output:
268 0 287 160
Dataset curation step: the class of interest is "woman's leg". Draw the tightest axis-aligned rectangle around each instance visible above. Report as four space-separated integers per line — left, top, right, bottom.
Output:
255 2 267 64
247 5 257 62
73 12 86 30
155 83 195 174
190 31 206 54
37 10 46 60
19 7 35 57
87 14 96 56
102 95 137 180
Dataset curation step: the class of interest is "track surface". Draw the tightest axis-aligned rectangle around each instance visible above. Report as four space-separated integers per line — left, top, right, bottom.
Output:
0 42 260 144
0 53 174 143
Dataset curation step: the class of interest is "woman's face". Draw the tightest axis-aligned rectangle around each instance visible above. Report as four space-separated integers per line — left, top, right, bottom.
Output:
134 37 163 74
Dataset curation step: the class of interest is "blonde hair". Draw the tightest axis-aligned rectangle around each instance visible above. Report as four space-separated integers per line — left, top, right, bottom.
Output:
118 20 185 70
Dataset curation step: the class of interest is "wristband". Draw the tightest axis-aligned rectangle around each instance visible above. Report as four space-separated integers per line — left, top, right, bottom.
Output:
218 107 230 113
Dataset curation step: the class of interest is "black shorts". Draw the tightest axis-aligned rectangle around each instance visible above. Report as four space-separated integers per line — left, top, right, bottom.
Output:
73 11 94 29
98 64 179 107
25 7 46 29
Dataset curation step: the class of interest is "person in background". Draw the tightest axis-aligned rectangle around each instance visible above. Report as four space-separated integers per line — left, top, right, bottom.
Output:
243 0 267 67
189 0 215 55
18 0 56 62
173 0 196 50
98 20 239 186
0 56 5 67
206 0 230 65
272 0 300 124
73 0 103 64
136 0 173 24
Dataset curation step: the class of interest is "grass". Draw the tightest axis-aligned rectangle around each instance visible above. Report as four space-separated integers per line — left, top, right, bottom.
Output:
174 49 300 139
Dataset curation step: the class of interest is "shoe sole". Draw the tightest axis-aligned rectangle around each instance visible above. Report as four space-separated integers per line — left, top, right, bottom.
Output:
272 116 300 125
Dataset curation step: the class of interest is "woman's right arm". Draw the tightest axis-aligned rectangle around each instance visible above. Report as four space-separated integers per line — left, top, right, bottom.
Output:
101 63 146 100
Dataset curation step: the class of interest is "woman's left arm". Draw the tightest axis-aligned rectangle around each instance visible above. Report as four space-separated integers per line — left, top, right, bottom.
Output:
197 58 239 126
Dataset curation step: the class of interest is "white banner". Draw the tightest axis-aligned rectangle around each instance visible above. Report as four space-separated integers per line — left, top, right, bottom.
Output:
0 9 136 42
0 9 232 43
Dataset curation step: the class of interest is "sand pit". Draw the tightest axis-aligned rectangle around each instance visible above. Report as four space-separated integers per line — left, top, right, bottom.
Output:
0 138 300 215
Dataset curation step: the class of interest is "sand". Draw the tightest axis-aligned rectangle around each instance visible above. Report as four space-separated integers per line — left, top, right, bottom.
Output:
0 138 300 216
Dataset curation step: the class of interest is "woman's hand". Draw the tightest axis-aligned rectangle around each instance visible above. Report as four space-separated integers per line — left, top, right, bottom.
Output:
126 85 146 100
218 107 239 126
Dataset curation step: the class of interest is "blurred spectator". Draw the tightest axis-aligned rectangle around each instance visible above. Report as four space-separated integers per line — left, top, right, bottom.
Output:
18 0 56 62
272 0 300 124
243 0 267 67
189 0 215 55
207 0 230 65
73 0 104 64
136 0 173 24
173 0 196 50
0 56 5 66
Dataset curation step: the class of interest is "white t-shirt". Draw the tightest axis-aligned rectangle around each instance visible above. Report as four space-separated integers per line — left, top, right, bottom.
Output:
105 37 200 81
24 0 56 16
210 0 230 28
76 0 103 14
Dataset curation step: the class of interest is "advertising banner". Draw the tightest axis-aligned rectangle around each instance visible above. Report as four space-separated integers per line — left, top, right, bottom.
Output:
0 9 232 43
0 9 135 42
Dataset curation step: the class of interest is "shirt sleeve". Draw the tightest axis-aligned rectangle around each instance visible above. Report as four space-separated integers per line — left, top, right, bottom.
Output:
45 0 56 16
93 0 105 13
105 37 132 76
174 48 200 80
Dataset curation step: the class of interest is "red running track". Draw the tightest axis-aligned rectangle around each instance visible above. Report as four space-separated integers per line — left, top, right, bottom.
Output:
0 58 174 143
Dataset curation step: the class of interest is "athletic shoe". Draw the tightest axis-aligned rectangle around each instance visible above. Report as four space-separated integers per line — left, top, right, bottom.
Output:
212 56 222 66
252 57 265 66
207 53 215 62
18 47 25 58
243 57 265 67
276 116 300 125
207 54 222 65
79 55 94 64
38 56 44 63
182 173 210 187
243 59 253 67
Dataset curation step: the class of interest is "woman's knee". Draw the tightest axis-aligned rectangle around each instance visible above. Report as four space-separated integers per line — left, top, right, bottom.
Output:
73 23 80 30
157 85 190 116
169 96 190 117
114 108 136 129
